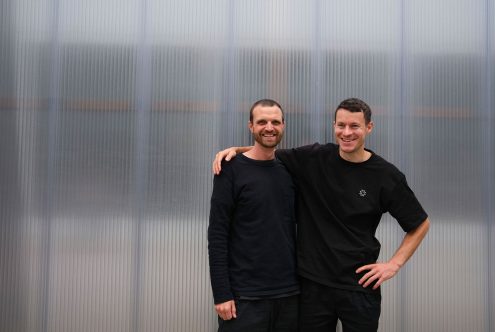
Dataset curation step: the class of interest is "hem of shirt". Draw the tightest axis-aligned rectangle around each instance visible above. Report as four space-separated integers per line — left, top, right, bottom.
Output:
234 285 300 299
237 289 300 300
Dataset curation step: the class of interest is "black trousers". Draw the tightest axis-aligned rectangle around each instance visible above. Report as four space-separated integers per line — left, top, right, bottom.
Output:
299 278 381 332
217 295 299 332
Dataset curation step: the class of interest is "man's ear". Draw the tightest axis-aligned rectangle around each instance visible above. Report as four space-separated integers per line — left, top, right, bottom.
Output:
366 121 374 134
248 121 253 133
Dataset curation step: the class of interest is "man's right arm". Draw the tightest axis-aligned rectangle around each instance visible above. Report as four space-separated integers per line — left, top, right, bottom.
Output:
208 169 237 319
212 146 253 175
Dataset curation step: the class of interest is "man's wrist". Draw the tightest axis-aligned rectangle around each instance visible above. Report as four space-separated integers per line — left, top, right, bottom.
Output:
213 294 234 305
388 260 402 270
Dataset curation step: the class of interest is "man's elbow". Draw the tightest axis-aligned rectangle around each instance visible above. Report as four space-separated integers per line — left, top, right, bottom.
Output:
414 218 430 237
407 218 430 237
421 218 430 232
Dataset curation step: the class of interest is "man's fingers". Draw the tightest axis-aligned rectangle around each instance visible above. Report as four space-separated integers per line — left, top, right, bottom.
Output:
213 157 222 175
362 273 379 288
231 302 237 318
226 149 238 160
215 300 236 321
225 150 237 162
212 157 218 174
358 270 375 285
356 264 374 274
213 162 220 175
218 309 232 320
372 278 384 290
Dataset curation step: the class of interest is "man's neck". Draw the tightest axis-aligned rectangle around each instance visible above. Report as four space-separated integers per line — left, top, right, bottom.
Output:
339 149 372 163
243 145 276 160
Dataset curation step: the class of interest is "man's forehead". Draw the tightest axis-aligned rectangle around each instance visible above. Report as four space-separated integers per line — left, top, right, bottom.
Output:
252 106 283 119
335 109 366 122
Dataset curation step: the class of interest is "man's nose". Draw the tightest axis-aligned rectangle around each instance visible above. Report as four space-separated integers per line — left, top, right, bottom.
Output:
343 126 352 135
265 122 274 130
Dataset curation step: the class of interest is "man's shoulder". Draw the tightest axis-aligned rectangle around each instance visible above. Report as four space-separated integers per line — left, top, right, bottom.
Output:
221 154 247 168
277 142 337 156
217 155 244 179
303 142 337 151
220 154 281 175
309 142 338 152
367 152 406 182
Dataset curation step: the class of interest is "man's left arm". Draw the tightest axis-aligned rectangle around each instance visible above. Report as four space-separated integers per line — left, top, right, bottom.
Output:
356 218 430 289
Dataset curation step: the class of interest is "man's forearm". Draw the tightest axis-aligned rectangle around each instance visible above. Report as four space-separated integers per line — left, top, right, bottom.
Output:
388 218 430 268
235 146 253 153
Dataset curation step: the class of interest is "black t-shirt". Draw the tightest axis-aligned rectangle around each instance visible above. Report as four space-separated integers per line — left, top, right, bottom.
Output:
208 154 299 304
276 143 428 293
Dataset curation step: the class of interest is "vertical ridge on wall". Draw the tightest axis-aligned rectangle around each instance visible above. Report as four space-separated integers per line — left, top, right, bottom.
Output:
132 0 153 331
483 0 495 330
0 0 20 331
44 0 61 328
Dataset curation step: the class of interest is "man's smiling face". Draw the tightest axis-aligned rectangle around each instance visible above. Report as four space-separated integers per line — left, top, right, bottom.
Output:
334 108 373 159
249 105 285 149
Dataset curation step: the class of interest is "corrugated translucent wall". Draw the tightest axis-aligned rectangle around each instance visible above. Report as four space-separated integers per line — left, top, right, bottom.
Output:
0 0 493 331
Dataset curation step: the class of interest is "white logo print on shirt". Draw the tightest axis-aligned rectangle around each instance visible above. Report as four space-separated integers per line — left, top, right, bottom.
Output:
358 189 367 197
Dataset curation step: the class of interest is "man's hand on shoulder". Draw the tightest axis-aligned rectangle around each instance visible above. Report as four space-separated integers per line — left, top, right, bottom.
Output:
212 146 253 175
215 299 237 320
213 147 238 175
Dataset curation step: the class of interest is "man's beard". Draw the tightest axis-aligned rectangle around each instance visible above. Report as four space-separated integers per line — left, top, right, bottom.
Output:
253 132 283 148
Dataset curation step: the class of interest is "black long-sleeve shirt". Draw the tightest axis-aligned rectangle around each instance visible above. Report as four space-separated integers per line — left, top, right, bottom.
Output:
208 154 299 304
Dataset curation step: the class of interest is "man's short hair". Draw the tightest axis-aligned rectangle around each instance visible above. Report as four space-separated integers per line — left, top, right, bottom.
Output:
335 98 372 124
249 99 284 123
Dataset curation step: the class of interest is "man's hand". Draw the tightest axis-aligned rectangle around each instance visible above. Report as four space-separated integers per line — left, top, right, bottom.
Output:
212 147 247 175
356 261 401 290
215 300 237 320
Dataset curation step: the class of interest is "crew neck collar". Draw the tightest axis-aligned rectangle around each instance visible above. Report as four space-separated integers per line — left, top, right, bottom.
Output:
239 153 277 165
336 147 375 165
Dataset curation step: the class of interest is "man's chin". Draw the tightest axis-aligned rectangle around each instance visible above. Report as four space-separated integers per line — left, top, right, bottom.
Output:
259 141 280 148
255 137 281 148
339 143 356 152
